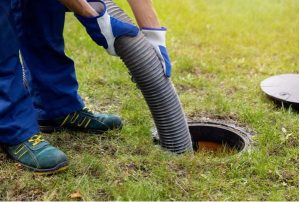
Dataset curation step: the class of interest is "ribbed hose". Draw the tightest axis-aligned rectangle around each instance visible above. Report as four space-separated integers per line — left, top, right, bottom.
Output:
104 0 193 154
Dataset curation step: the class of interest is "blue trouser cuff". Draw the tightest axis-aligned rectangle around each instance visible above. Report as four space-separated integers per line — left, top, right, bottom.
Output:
37 99 85 120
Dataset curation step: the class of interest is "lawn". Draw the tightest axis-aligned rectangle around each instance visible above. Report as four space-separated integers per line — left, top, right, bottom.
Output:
0 0 298 200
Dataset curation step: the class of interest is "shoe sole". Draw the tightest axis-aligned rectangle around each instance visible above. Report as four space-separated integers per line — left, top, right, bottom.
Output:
39 125 107 134
34 165 69 176
18 160 69 175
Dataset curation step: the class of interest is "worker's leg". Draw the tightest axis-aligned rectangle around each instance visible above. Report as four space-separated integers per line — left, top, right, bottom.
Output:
18 0 84 120
0 0 38 145
0 1 69 174
17 0 122 134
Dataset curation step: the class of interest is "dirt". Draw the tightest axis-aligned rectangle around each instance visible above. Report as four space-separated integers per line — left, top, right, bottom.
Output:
196 141 237 154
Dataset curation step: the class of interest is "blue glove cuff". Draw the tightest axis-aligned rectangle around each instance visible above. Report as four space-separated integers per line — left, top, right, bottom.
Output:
141 27 167 31
75 0 139 55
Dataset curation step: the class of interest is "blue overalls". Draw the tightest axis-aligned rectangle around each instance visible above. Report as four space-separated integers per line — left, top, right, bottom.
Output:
0 0 84 145
0 0 38 145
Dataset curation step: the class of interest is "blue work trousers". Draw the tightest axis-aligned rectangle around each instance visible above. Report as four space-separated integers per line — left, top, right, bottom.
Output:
1 0 85 145
0 0 38 145
17 0 84 120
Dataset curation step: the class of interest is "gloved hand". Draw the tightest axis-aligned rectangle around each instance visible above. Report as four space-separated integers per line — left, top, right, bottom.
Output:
141 27 172 78
75 0 139 56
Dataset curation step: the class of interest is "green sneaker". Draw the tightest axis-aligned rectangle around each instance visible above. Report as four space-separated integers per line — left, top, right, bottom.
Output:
4 134 68 174
39 108 123 134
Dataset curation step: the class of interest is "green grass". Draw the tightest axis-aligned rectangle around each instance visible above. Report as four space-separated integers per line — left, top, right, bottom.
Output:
0 0 298 200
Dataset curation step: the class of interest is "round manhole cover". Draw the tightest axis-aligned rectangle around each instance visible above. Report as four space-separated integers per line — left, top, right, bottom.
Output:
261 74 299 109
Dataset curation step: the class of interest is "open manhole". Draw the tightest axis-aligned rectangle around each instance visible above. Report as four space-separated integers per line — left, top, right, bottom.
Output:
153 121 252 154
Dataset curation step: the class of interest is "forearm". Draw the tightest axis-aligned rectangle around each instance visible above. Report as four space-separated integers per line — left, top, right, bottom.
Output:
59 0 99 17
127 0 160 28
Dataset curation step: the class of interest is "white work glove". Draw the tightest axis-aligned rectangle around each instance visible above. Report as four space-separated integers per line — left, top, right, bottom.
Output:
142 27 172 77
76 0 139 56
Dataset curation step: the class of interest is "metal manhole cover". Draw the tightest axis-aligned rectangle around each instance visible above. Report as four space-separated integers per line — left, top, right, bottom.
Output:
261 74 299 108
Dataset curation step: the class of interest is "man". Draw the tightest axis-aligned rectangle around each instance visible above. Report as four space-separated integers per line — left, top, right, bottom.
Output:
0 0 171 174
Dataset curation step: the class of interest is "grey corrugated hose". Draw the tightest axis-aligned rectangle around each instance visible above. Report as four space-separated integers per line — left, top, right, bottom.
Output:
104 0 193 154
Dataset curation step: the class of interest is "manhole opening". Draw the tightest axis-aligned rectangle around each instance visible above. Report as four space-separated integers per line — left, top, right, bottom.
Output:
153 121 251 155
189 123 247 154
